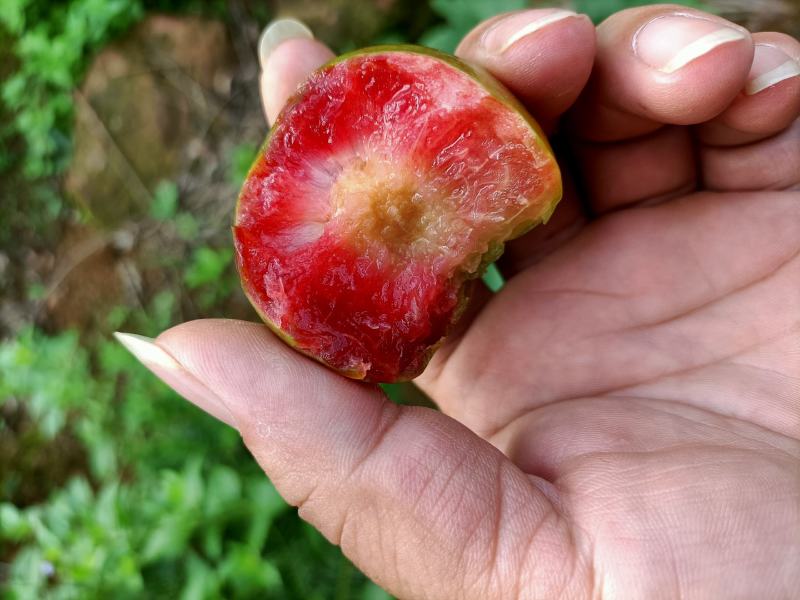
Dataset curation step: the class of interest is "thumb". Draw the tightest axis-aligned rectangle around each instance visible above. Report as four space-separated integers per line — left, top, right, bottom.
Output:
115 319 580 599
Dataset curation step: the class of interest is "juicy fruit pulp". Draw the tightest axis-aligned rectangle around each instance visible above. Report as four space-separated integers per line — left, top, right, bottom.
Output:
234 46 561 382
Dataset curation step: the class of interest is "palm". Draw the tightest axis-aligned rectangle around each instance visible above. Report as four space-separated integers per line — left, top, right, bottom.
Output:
422 188 799 595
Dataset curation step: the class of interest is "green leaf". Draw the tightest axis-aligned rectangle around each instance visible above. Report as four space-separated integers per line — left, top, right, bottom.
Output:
360 581 393 599
175 212 199 240
8 546 47 598
152 289 176 330
181 459 205 510
39 406 65 438
2 72 28 109
95 483 120 531
184 246 233 289
104 304 131 331
228 143 258 186
247 478 288 521
201 523 223 560
65 477 93 508
220 544 283 595
429 0 527 30
571 0 716 23
482 262 505 292
181 552 219 600
421 0 528 52
244 479 289 549
141 514 194 562
418 26 462 53
204 465 241 517
87 434 118 481
1 0 145 178
150 180 179 221
0 0 30 34
0 503 32 541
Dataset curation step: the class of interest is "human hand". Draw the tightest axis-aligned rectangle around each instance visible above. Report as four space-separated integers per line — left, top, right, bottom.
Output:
116 5 800 598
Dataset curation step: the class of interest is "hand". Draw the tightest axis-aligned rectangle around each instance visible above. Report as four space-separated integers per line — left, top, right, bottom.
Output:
116 6 800 598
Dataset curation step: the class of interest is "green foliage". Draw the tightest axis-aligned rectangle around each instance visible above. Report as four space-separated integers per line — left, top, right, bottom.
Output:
174 212 200 241
147 180 201 240
228 143 259 188
0 321 380 598
0 0 228 179
571 0 715 23
482 263 505 292
184 247 232 289
184 246 237 310
149 181 179 221
0 467 293 598
0 0 144 178
420 0 528 52
149 180 203 241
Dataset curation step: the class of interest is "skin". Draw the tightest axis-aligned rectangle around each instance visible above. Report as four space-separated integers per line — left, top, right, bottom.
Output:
137 5 800 599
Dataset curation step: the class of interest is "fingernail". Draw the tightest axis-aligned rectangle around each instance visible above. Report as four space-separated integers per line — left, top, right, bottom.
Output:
258 18 313 69
634 14 747 73
114 332 238 429
745 43 800 95
481 9 582 55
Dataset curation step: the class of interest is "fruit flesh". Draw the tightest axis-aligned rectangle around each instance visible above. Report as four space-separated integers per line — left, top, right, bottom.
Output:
235 46 561 382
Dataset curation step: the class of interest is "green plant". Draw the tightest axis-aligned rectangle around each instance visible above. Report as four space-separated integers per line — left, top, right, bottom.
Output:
228 143 259 188
571 0 714 22
0 319 388 598
184 246 237 310
0 0 229 179
0 0 144 178
149 181 179 221
419 0 528 52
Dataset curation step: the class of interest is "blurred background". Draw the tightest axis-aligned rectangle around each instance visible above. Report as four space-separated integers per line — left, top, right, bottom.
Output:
0 0 798 598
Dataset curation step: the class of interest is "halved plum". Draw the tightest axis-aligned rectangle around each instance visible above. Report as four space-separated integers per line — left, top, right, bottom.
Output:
234 45 561 383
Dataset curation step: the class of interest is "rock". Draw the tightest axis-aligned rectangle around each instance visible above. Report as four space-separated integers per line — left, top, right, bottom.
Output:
44 224 120 332
64 15 236 227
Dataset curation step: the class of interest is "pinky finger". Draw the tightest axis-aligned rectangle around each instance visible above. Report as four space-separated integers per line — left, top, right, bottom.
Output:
258 18 335 125
697 32 800 147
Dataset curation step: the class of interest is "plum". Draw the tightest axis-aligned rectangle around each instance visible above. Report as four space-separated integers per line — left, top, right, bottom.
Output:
234 45 561 382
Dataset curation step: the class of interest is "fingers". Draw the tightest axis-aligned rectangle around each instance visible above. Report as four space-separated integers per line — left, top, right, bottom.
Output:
574 126 697 213
702 119 800 191
565 5 756 214
695 32 800 192
455 9 596 276
569 5 754 141
258 19 334 125
456 9 595 133
698 33 800 146
117 320 583 600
